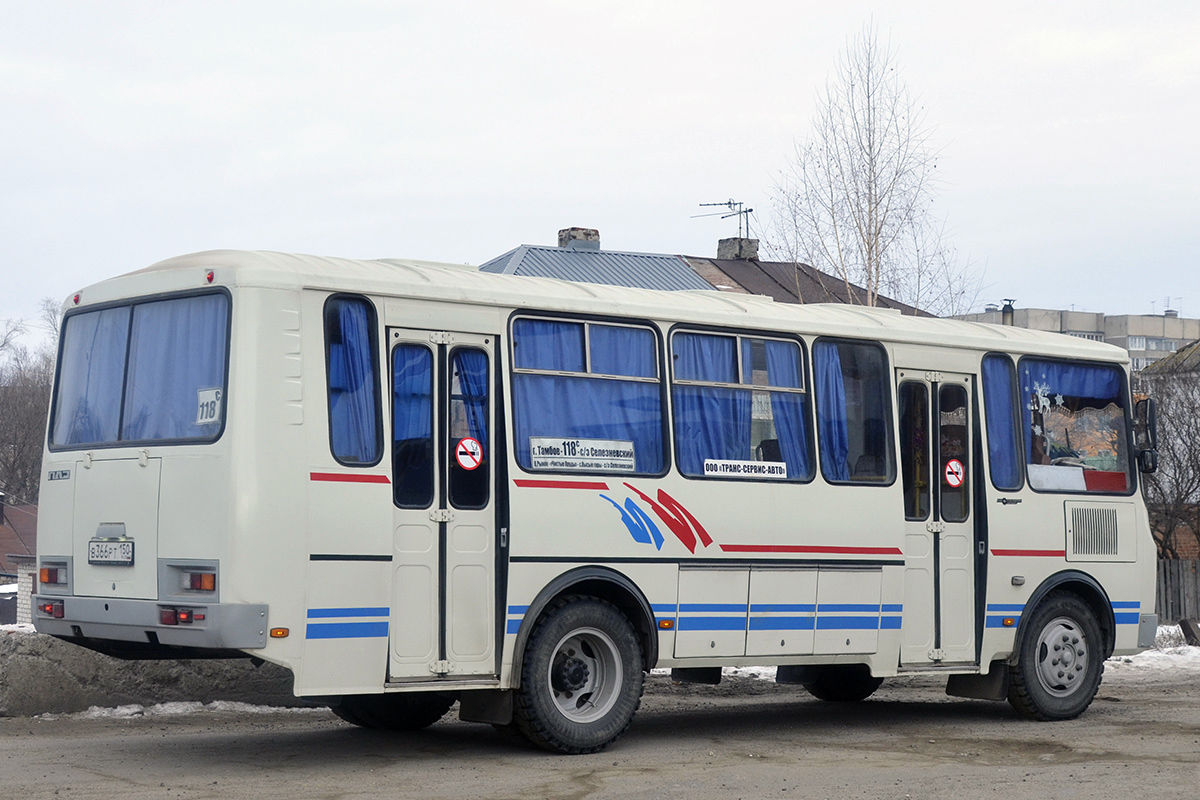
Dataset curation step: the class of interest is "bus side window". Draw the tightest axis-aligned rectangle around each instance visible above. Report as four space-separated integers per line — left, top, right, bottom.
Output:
393 344 434 508
982 354 1022 490
324 295 382 466
449 347 489 509
511 317 664 475
1019 358 1131 494
671 332 812 481
898 382 930 519
813 340 893 484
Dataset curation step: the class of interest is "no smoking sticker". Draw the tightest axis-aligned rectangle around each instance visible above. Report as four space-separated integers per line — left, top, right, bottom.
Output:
456 437 483 470
944 458 965 488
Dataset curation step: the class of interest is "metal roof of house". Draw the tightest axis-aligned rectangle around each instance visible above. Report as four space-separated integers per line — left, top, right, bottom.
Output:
683 256 928 316
480 244 714 293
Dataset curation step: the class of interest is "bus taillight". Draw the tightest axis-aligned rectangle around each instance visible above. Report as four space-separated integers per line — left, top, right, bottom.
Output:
39 567 67 585
182 572 216 592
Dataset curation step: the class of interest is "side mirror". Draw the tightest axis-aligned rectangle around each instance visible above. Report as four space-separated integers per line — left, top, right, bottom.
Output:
1135 398 1157 451
1138 448 1158 474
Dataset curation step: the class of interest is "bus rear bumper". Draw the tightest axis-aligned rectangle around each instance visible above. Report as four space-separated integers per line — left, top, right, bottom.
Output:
32 594 269 651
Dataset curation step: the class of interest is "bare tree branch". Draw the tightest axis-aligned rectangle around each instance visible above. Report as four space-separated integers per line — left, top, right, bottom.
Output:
766 22 982 315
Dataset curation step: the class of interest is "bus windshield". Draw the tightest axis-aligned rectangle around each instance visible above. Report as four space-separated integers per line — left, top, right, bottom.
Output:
50 292 230 448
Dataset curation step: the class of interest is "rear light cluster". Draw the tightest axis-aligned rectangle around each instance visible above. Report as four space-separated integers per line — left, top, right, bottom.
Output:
160 607 206 625
39 601 65 618
181 571 216 592
40 567 67 585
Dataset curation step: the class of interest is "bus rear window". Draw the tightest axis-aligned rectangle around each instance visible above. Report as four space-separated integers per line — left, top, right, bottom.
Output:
1019 358 1131 493
51 292 230 448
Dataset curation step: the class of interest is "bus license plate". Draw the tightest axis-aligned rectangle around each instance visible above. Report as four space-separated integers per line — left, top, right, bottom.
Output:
88 539 134 566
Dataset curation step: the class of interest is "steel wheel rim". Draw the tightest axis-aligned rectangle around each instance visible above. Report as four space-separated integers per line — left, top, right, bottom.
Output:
546 626 623 723
1034 615 1090 698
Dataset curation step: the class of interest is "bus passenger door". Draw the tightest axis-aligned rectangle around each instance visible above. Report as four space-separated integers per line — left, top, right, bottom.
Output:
897 370 977 666
387 328 496 681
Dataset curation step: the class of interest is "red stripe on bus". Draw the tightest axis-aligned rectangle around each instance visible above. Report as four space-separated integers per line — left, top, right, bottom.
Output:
991 548 1065 558
513 479 610 490
310 472 391 484
719 544 904 556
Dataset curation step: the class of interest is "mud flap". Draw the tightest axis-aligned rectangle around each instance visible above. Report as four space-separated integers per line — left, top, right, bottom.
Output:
945 661 1009 701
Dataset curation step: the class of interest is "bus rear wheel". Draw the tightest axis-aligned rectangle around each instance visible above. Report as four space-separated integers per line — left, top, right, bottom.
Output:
513 596 644 754
1007 592 1104 721
330 691 457 731
802 665 884 702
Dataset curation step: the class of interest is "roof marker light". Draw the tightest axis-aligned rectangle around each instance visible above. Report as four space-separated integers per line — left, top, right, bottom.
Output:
73 294 81 305
206 270 215 284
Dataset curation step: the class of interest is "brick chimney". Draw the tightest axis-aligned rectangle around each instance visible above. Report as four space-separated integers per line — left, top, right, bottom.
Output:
558 227 601 251
717 237 758 260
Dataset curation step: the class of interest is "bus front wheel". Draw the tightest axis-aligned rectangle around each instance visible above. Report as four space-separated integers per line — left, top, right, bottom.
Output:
513 596 644 754
1007 592 1104 721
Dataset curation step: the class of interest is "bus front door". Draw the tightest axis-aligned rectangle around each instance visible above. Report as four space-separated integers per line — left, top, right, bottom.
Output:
896 370 978 666
387 328 497 681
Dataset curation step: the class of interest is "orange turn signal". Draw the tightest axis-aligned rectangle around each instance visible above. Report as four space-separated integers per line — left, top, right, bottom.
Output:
1002 618 1016 627
270 628 290 639
658 619 674 630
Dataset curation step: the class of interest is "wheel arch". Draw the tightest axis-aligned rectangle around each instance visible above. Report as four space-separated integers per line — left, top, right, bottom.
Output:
511 566 658 686
1014 570 1116 661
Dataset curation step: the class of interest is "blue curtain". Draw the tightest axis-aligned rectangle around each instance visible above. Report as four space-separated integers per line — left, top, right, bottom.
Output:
591 325 656 377
513 319 585 372
764 340 811 479
393 345 432 441
454 348 489 448
52 306 131 446
328 299 379 464
982 354 1021 489
672 334 751 475
674 333 736 382
814 342 851 481
121 294 229 441
514 374 663 473
1019 359 1123 464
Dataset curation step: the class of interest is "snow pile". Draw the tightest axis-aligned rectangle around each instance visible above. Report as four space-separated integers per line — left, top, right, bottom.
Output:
37 700 324 721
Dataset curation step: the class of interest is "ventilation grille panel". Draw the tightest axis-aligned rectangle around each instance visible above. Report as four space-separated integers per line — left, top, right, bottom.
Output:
1064 501 1136 563
1070 506 1119 555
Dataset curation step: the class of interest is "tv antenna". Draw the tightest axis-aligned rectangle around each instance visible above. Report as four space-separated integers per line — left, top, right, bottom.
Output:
692 199 754 238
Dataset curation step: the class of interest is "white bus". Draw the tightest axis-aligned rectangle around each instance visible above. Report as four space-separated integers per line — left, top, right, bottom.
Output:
35 250 1159 753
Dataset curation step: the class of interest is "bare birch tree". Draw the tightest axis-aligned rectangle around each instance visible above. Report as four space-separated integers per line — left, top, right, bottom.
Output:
0 300 60 505
1135 365 1200 559
768 23 981 316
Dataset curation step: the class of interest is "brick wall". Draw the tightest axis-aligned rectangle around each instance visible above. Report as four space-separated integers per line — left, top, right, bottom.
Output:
15 558 34 624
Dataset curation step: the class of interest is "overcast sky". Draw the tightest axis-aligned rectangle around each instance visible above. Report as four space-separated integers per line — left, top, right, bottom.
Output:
2 1 1198 331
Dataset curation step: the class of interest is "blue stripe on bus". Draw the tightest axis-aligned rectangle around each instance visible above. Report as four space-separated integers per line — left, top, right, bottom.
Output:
1114 612 1140 625
305 621 389 639
816 616 880 630
677 616 748 631
986 615 1021 628
986 604 1025 612
506 619 523 634
306 607 389 619
748 617 815 631
651 603 678 613
881 604 903 613
507 605 530 615
1111 601 1139 609
880 616 902 629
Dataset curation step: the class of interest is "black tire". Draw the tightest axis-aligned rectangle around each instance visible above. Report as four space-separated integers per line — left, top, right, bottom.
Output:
802 665 884 702
330 691 457 731
1007 592 1104 721
512 596 644 754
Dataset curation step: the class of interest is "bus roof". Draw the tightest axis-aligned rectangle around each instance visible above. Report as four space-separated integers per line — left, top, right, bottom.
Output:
75 249 1128 364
